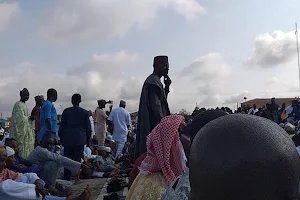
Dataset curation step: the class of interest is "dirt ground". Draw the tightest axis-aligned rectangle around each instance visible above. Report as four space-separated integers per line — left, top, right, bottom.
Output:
69 178 107 200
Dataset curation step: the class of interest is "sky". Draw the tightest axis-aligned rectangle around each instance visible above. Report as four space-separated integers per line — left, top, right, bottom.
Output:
0 0 300 117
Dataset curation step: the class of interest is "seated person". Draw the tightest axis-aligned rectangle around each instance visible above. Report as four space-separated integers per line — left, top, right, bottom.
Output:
5 138 44 174
104 135 117 156
161 110 227 200
189 114 300 200
126 115 187 200
119 135 135 167
296 121 300 134
94 146 116 172
83 145 96 160
285 123 296 138
292 134 300 155
88 136 98 156
26 133 92 185
0 146 91 200
0 128 4 146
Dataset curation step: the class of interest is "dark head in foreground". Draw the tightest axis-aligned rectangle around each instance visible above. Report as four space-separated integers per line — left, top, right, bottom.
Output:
20 88 30 102
47 88 58 103
153 55 169 77
72 93 81 106
189 114 300 200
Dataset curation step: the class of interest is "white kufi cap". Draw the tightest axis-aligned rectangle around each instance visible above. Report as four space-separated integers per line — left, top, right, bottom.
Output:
6 146 15 157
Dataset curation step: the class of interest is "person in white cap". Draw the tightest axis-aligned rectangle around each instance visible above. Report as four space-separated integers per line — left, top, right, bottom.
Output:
94 146 116 173
0 146 92 200
104 135 117 156
107 100 132 158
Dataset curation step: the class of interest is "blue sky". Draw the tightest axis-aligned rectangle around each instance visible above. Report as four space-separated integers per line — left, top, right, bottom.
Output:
0 0 300 117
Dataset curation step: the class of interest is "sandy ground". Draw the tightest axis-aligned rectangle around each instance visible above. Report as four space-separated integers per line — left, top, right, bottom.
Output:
69 178 107 200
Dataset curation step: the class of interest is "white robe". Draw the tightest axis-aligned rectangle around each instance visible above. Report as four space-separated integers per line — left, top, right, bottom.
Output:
0 173 66 200
0 173 41 200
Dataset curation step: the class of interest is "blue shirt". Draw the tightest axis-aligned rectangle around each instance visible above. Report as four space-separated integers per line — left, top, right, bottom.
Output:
8 155 43 174
58 106 91 146
37 100 58 142
108 107 131 142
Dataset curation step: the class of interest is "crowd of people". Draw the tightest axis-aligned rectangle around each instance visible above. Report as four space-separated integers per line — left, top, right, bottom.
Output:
0 85 134 199
1 55 300 200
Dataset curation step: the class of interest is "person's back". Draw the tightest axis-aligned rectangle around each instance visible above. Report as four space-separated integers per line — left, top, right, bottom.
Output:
109 107 131 142
59 106 90 146
189 114 300 200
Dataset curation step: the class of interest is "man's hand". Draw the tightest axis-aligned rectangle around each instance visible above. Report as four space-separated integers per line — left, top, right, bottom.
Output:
35 188 48 198
164 75 172 87
19 164 26 168
35 179 47 198
34 179 44 190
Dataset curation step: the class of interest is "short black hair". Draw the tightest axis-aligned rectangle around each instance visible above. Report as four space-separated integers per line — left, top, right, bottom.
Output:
47 88 57 98
71 93 81 105
189 110 227 143
189 114 300 200
5 138 17 146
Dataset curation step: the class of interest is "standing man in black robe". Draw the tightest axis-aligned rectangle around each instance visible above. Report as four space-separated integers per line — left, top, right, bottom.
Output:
135 55 171 159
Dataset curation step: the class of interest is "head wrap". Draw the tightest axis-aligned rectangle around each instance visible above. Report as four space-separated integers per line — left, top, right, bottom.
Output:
35 95 44 101
6 146 15 157
106 147 111 153
97 146 106 151
106 135 114 142
140 115 186 185
285 123 295 132
153 55 168 66
20 88 29 96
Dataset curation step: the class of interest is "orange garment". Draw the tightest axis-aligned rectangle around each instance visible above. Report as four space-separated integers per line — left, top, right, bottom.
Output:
281 110 287 120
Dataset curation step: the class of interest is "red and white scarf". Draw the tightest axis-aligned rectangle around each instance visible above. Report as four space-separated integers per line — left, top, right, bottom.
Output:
140 115 187 185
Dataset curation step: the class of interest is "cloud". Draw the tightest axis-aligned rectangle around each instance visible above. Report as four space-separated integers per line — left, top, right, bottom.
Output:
180 53 230 81
171 53 231 109
39 0 206 43
264 76 280 85
119 76 144 101
224 91 250 104
0 2 20 32
246 30 297 68
0 51 140 118
0 51 234 118
68 51 138 79
264 76 299 93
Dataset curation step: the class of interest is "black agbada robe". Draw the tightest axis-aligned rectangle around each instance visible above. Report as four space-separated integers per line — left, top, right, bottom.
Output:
135 74 170 159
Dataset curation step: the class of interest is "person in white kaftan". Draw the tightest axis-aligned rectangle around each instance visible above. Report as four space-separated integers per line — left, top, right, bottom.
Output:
0 146 91 200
